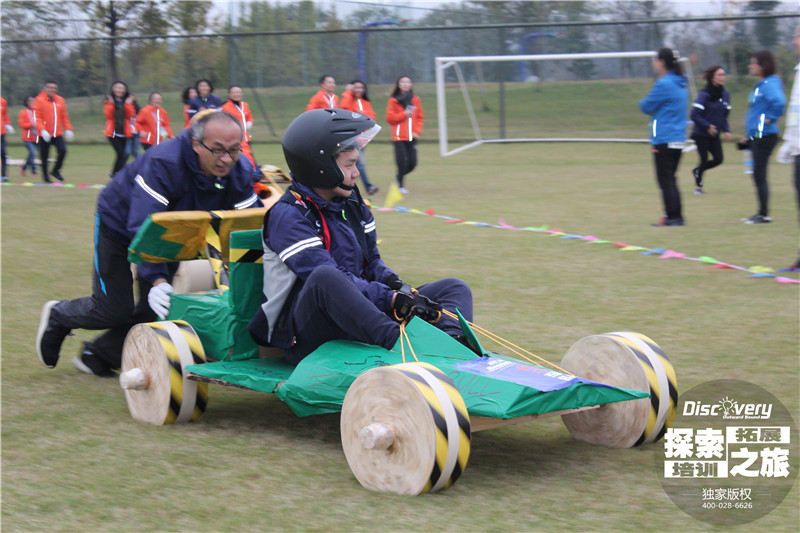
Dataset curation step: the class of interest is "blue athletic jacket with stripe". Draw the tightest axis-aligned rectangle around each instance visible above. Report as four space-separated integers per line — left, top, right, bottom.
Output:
638 71 688 145
248 181 398 349
96 130 261 284
745 74 786 139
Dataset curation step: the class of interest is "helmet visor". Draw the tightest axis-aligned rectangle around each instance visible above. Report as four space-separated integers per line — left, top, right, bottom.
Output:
334 122 381 155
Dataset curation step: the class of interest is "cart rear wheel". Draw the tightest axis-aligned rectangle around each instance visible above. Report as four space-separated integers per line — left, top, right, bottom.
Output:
120 320 208 425
560 332 677 448
340 362 471 495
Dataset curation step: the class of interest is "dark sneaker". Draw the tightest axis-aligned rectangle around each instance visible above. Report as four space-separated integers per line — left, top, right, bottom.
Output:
367 185 380 196
52 170 64 182
73 347 116 378
692 168 702 188
743 214 772 224
694 188 704 195
36 300 70 368
652 217 685 227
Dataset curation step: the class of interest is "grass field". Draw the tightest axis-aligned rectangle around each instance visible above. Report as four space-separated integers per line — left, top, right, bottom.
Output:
2 136 798 531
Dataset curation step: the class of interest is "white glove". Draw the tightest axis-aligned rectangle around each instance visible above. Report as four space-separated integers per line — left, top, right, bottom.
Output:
64 130 74 142
5 124 14 135
148 282 174 320
776 142 795 165
40 130 51 143
245 121 253 131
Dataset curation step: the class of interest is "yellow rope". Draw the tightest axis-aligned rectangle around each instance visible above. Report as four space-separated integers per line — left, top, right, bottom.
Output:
398 322 418 363
441 309 574 376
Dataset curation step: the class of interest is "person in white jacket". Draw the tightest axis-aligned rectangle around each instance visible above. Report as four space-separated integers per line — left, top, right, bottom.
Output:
777 24 800 271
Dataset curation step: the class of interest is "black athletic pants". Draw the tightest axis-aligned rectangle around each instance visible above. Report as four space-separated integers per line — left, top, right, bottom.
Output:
49 215 177 369
39 135 67 182
692 134 724 179
108 135 128 175
286 265 473 365
1 134 6 178
393 140 417 187
652 144 683 220
749 135 778 217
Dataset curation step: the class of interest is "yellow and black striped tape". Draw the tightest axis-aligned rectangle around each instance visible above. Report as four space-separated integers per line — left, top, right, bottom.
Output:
607 332 677 446
395 362 471 493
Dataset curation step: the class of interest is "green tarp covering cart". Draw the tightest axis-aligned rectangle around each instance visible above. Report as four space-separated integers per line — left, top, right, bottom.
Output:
120 208 678 495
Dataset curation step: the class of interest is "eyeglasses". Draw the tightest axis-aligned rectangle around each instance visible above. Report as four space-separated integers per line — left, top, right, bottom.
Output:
198 140 242 159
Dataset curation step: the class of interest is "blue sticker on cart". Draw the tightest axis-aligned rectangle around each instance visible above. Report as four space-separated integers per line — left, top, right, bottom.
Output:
454 357 606 392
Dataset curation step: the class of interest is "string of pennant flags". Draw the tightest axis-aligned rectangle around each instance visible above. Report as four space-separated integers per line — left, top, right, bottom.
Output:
375 204 800 286
6 181 798 285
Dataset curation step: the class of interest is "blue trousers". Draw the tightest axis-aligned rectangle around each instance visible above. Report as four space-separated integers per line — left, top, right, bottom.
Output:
286 265 472 364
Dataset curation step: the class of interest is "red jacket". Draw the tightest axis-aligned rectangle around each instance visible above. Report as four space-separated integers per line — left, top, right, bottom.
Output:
339 91 376 120
18 108 38 142
135 104 173 146
1 97 10 135
34 91 72 137
305 89 338 111
221 99 254 141
386 93 424 142
103 98 136 138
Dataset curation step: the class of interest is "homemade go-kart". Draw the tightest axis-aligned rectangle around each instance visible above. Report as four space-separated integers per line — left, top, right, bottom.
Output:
119 178 678 495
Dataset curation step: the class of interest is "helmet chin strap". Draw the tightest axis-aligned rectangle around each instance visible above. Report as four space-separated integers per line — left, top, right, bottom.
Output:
338 182 354 191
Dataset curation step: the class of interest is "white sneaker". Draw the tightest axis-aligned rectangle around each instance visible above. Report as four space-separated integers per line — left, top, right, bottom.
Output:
399 187 409 194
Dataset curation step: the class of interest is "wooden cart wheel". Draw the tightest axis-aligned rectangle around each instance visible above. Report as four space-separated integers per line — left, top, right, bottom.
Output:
560 332 678 448
340 362 471 495
119 320 208 425
171 259 216 293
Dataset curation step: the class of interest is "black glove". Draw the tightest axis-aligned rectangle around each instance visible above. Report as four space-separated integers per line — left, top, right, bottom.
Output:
392 288 442 324
384 273 408 292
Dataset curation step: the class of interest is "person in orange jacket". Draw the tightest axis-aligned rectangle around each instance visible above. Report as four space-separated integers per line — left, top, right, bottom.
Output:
340 79 379 195
34 80 73 183
18 95 39 178
181 86 198 129
221 85 256 168
386 75 424 194
104 81 137 175
1 95 13 182
135 92 173 151
306 74 339 110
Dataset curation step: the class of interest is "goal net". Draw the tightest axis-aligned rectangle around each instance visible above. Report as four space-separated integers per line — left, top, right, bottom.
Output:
435 51 695 157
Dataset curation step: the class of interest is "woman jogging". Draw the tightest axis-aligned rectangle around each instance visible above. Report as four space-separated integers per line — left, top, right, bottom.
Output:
103 81 136 175
690 65 732 194
386 75 424 194
18 95 39 177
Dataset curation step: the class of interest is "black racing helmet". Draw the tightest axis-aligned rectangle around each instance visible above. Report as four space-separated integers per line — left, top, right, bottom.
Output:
282 108 380 190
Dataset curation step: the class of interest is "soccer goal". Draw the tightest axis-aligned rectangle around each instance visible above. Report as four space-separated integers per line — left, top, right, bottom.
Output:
435 51 695 157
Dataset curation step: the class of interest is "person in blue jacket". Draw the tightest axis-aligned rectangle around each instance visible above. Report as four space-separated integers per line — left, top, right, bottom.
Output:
248 108 473 365
639 47 689 226
690 65 732 194
740 50 787 224
36 110 262 377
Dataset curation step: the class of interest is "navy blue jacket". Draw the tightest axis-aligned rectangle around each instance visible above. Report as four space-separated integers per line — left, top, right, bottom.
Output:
97 130 261 283
639 71 688 145
691 85 731 138
249 181 397 348
187 94 223 121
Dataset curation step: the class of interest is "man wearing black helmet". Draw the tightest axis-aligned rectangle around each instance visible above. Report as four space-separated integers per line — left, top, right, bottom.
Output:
248 108 473 364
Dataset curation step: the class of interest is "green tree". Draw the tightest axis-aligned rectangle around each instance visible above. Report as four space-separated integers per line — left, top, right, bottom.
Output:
76 1 147 82
748 1 780 49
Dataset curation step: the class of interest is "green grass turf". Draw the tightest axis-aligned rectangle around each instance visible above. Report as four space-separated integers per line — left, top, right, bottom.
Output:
2 136 798 529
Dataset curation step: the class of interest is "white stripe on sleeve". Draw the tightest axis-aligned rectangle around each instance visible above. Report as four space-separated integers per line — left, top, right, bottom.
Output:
134 174 169 206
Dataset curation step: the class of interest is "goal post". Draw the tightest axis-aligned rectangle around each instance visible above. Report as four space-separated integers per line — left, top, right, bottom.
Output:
435 51 695 157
